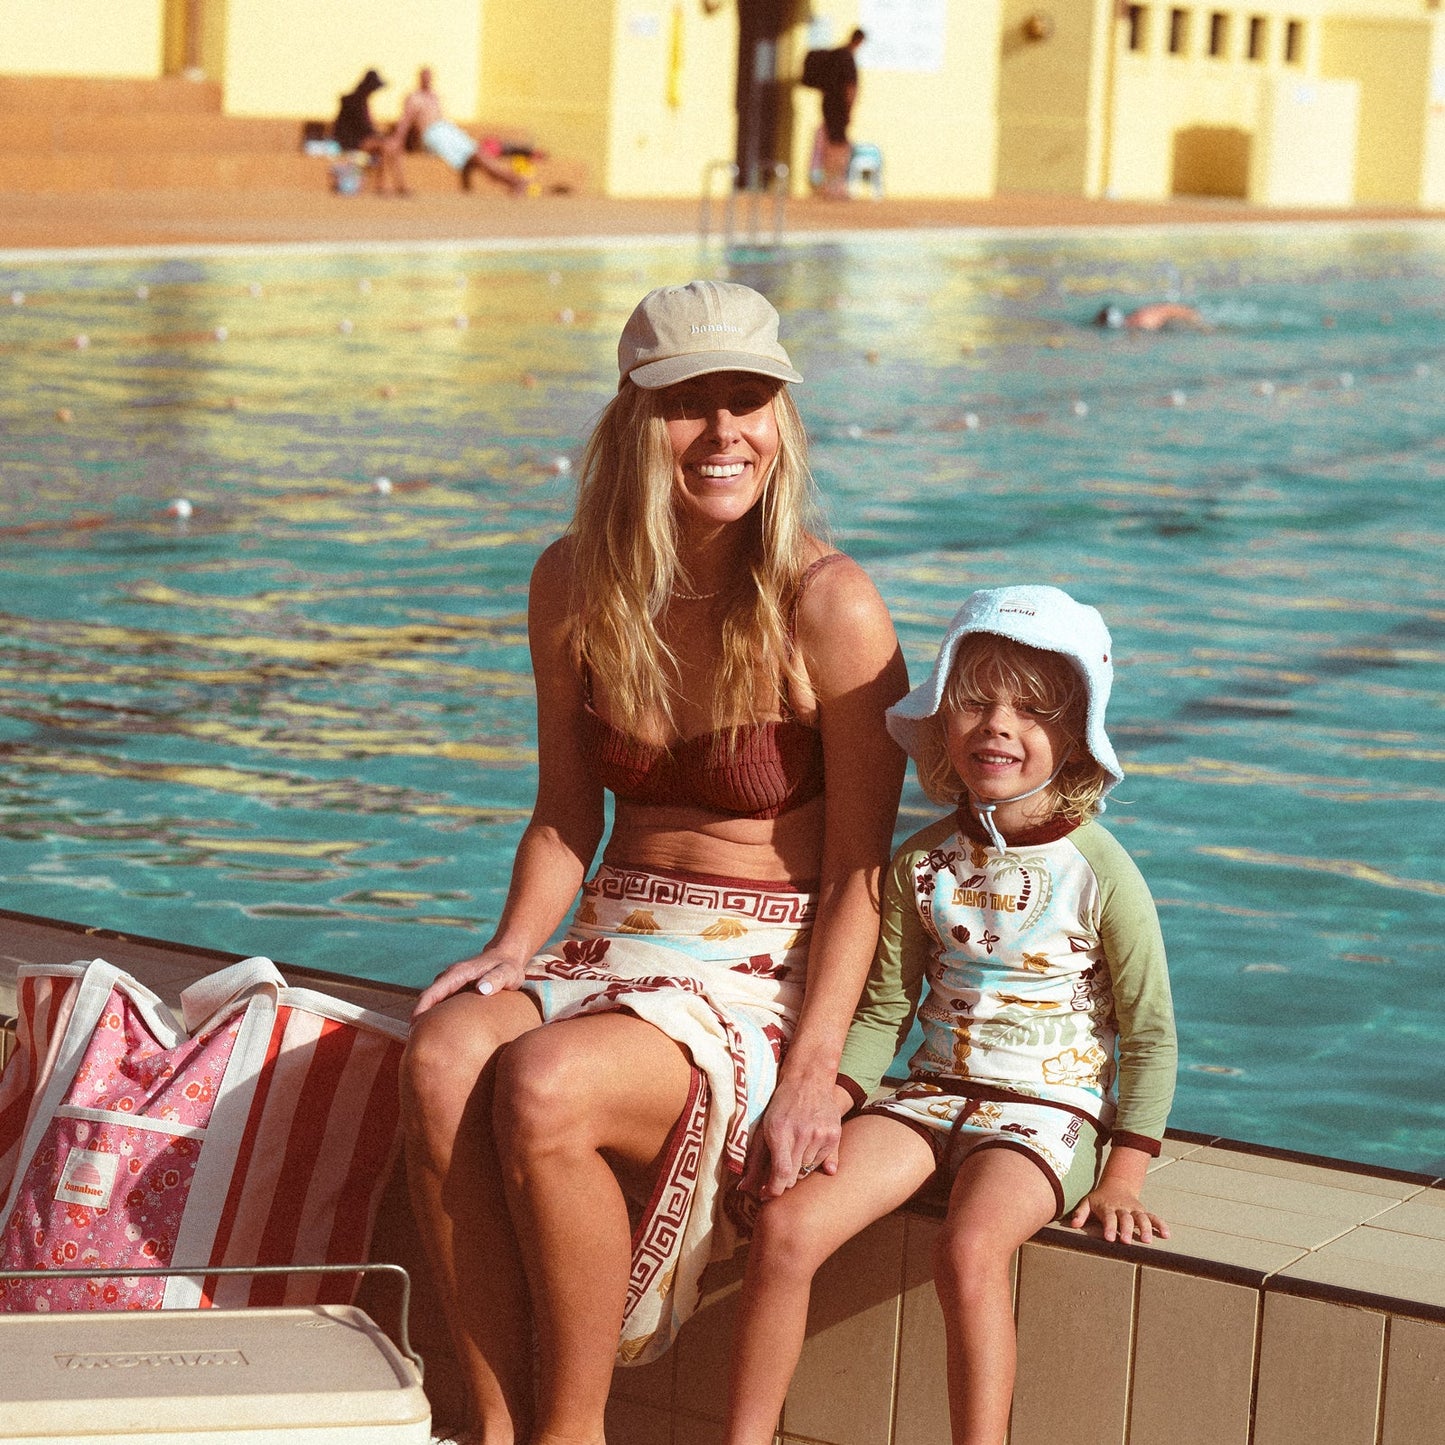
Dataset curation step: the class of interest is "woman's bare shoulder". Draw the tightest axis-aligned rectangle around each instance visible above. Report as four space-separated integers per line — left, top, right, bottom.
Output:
533 534 575 582
797 543 891 619
530 535 580 608
793 544 901 695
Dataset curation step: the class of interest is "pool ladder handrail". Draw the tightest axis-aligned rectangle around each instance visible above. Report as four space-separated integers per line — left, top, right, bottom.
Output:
699 160 789 250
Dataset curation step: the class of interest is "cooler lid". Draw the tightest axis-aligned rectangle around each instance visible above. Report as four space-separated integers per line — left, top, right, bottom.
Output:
0 1304 429 1434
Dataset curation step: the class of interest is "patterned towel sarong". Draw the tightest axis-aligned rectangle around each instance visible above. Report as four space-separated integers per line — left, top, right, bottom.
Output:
521 863 815 1365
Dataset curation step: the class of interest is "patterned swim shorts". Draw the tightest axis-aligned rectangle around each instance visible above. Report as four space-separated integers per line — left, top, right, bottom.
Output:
860 1079 1104 1217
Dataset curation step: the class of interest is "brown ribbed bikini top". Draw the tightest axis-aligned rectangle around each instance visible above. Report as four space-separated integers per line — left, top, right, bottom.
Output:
577 554 845 820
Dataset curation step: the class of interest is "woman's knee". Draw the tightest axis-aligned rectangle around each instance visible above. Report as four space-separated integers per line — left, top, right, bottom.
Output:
400 998 509 1139
490 1026 586 1156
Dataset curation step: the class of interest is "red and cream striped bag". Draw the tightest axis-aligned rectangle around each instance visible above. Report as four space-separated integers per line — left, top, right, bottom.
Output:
0 956 407 1312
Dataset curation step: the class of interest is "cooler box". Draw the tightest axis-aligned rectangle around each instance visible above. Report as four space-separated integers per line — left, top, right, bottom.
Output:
0 1304 430 1443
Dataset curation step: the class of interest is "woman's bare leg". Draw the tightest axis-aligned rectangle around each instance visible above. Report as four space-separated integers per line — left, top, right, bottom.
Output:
400 990 543 1444
493 1012 696 1445
933 1147 1057 1445
724 1115 937 1445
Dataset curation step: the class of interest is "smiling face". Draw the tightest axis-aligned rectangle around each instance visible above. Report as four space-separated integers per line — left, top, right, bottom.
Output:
661 371 781 534
940 638 1082 828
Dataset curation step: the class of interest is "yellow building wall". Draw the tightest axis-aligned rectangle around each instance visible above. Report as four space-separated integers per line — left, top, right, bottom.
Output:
1249 73 1358 202
216 0 484 120
1319 16 1444 203
789 1 1002 199
483 0 737 198
1422 19 1445 206
481 0 614 176
1091 0 1358 201
996 0 1113 197
3 0 163 77
605 1 740 197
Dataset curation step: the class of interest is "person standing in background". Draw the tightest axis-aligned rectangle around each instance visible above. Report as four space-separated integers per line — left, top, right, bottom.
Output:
818 28 865 199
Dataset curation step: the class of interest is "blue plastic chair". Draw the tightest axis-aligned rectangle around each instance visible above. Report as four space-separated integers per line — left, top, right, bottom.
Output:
848 142 884 199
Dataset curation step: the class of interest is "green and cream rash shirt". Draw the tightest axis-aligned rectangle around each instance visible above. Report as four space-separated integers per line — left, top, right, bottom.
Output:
838 811 1177 1153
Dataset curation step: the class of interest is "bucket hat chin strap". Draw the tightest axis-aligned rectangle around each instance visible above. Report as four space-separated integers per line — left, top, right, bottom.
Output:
966 745 1073 853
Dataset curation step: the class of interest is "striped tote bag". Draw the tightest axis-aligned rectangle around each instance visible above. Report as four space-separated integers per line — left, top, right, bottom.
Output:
0 956 407 1312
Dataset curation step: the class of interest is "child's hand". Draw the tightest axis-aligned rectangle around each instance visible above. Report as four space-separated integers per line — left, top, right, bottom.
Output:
1067 1183 1169 1244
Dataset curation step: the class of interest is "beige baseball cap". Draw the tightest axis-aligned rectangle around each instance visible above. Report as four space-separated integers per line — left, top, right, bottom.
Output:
618 280 803 389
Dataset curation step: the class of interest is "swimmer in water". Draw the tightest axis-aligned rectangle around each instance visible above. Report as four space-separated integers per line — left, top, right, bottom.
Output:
1095 302 1209 332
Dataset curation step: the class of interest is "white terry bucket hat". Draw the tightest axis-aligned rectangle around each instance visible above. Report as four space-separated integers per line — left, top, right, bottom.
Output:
887 584 1124 801
618 280 804 390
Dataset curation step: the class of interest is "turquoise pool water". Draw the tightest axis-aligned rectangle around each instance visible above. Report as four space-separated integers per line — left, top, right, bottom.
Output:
1 227 1441 1172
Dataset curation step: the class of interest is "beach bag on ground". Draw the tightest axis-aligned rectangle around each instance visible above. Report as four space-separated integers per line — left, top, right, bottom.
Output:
0 956 407 1313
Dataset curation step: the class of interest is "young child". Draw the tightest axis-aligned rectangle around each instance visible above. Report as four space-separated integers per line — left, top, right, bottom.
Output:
724 584 1177 1445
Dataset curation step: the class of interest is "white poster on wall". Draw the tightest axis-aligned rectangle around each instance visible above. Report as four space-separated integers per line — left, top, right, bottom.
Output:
857 0 948 73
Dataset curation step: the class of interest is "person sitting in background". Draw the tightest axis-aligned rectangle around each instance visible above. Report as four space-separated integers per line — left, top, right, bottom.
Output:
332 69 389 189
384 66 527 196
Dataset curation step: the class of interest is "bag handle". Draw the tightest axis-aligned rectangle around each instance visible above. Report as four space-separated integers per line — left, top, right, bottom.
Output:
180 955 285 1032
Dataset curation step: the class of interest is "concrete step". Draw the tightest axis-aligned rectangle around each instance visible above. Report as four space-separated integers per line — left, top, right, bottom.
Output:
0 113 305 155
0 75 223 115
0 147 585 196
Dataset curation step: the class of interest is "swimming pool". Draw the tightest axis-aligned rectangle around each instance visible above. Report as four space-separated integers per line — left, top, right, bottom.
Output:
1 226 1441 1172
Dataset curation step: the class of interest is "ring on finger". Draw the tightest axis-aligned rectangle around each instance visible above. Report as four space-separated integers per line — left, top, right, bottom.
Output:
798 1163 815 1177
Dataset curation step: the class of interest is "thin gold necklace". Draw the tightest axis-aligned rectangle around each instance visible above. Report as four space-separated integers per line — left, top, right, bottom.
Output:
672 582 720 602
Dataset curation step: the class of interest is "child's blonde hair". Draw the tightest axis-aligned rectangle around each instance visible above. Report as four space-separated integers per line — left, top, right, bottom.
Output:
911 634 1114 826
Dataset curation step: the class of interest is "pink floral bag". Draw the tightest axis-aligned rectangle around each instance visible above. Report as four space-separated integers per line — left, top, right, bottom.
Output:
0 957 407 1313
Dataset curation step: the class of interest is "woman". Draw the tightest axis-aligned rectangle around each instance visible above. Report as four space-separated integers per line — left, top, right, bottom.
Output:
402 280 907 1445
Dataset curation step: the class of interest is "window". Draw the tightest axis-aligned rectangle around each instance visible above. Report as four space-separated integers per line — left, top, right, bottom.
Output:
1126 3 1149 51
1209 11 1229 55
1284 18 1303 62
1168 6 1189 53
1247 15 1266 59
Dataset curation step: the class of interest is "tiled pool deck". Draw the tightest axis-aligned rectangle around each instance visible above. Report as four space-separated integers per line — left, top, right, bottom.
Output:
2 909 1441 1445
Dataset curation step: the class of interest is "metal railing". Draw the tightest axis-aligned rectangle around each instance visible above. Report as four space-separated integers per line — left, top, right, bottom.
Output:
699 160 790 250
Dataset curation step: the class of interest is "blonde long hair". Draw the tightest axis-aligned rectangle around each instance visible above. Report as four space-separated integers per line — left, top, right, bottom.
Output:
912 635 1113 826
567 379 820 733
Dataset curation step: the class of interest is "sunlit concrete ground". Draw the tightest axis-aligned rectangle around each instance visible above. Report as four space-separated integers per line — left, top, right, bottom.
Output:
0 186 1437 252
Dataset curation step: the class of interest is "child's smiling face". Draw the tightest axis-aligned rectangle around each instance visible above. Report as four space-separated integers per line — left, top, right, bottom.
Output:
941 639 1081 828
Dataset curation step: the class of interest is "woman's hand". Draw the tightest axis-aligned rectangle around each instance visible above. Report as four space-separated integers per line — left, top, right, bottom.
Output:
412 947 530 1020
1066 1182 1169 1245
742 1075 852 1200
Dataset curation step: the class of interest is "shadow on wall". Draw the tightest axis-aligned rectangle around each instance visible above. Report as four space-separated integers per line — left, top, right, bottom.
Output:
1172 125 1250 198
